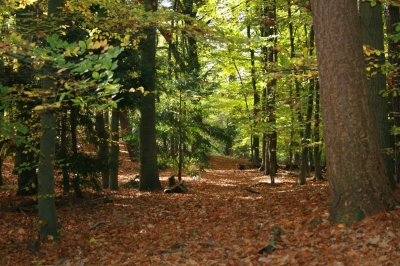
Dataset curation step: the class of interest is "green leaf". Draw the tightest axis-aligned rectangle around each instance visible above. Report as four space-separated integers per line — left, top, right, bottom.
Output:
92 71 100 79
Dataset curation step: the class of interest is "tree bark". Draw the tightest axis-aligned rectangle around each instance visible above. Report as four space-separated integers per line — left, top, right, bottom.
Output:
311 0 398 224
95 110 110 189
109 107 119 190
360 1 396 190
38 78 59 240
138 0 162 191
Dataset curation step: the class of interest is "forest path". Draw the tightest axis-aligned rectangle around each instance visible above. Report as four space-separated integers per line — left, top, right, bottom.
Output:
1 154 400 265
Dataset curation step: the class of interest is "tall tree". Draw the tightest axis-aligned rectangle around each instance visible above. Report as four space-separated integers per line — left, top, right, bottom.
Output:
311 0 398 224
37 0 64 241
360 1 396 190
298 25 315 185
384 4 400 183
138 0 162 191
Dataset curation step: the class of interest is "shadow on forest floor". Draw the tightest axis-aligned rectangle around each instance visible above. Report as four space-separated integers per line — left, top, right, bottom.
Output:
1 153 400 265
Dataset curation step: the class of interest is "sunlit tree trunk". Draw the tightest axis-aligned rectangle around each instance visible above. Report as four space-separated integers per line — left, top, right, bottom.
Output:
360 1 396 190
138 0 162 191
311 0 398 224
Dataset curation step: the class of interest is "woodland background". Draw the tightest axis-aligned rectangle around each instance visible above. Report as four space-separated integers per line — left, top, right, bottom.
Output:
1 0 400 265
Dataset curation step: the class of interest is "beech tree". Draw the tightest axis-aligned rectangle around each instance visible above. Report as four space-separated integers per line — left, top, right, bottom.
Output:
37 0 64 240
138 0 162 191
311 0 398 223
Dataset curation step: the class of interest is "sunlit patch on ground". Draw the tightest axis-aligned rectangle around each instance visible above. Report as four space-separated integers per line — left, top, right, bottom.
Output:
1 152 400 265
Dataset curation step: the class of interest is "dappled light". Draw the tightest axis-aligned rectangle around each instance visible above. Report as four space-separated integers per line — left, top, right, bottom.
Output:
1 154 400 265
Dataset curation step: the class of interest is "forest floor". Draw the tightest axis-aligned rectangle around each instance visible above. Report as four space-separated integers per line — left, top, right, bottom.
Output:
2 150 400 265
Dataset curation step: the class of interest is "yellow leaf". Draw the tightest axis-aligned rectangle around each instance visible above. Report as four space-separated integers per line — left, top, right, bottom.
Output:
89 237 96 243
32 105 44 111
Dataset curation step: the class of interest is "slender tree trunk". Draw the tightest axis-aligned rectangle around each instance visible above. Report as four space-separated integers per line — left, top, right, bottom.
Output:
119 109 136 161
384 4 400 183
138 0 162 191
299 25 315 185
313 81 324 180
360 1 396 190
311 0 398 224
109 107 119 190
247 25 260 166
60 106 70 192
70 103 78 156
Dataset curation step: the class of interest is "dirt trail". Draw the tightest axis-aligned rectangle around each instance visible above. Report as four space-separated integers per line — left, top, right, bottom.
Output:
1 154 400 265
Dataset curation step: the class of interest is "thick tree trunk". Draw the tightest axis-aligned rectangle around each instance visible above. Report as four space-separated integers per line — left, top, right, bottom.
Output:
138 0 162 191
384 4 400 183
311 0 398 224
360 1 396 190
109 107 119 190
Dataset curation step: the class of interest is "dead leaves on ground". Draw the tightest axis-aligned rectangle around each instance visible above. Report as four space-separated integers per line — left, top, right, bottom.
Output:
1 155 400 265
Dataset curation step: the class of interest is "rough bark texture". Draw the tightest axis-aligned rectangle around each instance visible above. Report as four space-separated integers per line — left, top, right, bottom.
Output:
360 1 396 190
384 4 400 183
138 0 162 191
311 0 398 224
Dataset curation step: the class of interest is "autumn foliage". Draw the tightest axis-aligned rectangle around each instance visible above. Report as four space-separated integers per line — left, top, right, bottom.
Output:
1 153 400 265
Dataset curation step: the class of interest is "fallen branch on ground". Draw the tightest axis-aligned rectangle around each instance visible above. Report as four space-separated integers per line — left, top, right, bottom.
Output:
245 186 260 194
88 221 105 231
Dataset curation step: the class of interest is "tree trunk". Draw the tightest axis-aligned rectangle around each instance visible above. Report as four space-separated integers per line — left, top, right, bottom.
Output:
119 109 136 161
384 4 400 183
109 107 119 190
360 1 396 190
299 25 315 185
38 78 60 240
95 110 110 189
138 0 162 191
60 106 70 193
313 81 324 180
311 0 398 224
